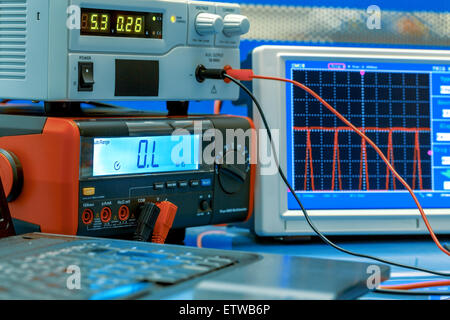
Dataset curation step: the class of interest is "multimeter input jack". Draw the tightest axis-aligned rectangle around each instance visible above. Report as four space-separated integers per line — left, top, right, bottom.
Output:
82 209 94 225
100 207 112 223
118 205 130 221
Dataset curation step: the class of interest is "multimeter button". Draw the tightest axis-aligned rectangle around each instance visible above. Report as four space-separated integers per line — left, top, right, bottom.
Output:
199 200 210 211
178 181 188 188
166 181 177 189
153 182 165 190
82 187 96 196
201 178 212 187
190 180 200 187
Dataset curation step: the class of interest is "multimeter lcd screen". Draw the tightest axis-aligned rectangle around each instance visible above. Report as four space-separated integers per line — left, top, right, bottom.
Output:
92 135 200 177
80 8 163 39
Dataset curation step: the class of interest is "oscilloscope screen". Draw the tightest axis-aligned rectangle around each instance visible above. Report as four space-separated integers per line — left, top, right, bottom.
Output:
285 60 450 210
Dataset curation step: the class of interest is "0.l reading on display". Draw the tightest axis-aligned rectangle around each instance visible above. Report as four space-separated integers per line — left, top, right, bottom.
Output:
92 135 201 177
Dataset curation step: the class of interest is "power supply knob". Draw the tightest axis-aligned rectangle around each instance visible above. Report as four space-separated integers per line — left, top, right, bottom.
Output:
222 14 250 37
195 13 224 35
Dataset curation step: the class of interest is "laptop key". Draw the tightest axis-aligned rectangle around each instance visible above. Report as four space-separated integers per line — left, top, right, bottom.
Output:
140 273 179 284
207 256 236 264
180 264 211 273
195 261 223 268
89 282 153 300
156 259 183 267
117 250 168 259
180 253 206 261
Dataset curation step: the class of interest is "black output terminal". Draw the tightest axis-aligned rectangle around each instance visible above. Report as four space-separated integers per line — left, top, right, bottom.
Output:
195 65 227 83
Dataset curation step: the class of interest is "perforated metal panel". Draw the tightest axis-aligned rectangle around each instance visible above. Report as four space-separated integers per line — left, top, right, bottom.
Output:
0 0 27 80
240 4 450 47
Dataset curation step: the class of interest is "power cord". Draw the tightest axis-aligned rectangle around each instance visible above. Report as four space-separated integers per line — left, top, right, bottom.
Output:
373 288 449 296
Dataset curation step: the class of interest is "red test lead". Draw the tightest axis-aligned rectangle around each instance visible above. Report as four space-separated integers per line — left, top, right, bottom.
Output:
219 66 450 257
152 201 178 244
225 68 254 82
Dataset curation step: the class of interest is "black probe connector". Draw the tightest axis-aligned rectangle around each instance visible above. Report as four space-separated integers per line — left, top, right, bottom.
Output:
195 65 227 83
133 202 160 242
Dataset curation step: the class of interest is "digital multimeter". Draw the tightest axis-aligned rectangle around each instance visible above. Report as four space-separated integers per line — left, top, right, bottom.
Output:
0 113 255 237
0 0 249 102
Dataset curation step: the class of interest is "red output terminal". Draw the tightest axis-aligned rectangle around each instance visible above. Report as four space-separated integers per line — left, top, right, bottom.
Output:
82 209 94 225
118 205 130 221
100 207 112 223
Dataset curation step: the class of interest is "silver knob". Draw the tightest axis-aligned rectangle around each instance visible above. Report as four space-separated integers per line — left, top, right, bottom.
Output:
223 14 250 37
195 13 224 35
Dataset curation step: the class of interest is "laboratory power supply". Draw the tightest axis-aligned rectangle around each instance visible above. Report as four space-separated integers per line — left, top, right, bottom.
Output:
0 0 249 102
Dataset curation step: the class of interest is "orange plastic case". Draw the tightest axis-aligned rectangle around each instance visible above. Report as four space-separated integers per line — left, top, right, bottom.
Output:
0 118 80 234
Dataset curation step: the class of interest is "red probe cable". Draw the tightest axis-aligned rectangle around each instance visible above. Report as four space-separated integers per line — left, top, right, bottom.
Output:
226 68 450 257
152 201 178 244
379 279 450 290
196 230 228 248
214 100 223 114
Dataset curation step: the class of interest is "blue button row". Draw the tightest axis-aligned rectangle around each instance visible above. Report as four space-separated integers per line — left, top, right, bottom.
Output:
201 178 212 187
152 178 212 190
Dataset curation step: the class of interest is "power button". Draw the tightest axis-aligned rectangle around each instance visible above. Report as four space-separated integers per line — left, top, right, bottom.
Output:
78 62 95 92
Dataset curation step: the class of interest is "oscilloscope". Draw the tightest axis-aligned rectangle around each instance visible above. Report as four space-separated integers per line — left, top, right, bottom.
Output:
252 45 450 236
0 0 249 102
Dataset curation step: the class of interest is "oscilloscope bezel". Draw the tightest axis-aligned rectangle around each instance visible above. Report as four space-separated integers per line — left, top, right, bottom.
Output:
252 45 450 237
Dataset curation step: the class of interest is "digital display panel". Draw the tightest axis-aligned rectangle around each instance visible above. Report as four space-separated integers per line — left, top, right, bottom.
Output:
81 12 111 34
93 135 200 177
285 59 450 210
81 8 163 39
116 14 145 35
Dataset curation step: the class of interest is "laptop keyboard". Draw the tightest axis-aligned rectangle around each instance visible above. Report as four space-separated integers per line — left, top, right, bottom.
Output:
0 239 245 300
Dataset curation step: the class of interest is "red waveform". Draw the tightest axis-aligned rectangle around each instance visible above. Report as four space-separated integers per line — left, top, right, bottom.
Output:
293 126 431 191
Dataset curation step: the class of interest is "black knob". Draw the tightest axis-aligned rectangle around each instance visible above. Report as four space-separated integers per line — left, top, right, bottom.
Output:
199 200 210 211
218 163 247 194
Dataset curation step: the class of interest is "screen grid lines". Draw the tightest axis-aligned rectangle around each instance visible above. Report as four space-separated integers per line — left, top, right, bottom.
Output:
290 69 432 192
